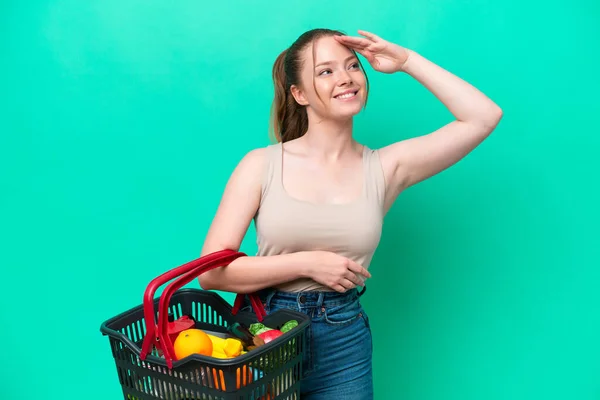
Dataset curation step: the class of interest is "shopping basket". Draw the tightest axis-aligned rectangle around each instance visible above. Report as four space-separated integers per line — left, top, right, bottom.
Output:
100 249 311 400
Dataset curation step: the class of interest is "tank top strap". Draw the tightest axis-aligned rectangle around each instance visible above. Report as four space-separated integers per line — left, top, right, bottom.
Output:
259 142 283 206
363 146 387 211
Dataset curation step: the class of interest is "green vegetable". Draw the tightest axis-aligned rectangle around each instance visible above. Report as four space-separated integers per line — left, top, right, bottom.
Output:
249 322 272 336
280 320 298 333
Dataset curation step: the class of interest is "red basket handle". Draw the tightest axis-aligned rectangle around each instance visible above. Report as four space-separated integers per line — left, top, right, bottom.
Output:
139 249 266 366
156 252 266 367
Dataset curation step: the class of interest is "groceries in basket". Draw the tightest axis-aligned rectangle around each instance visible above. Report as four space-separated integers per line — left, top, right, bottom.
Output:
100 250 310 399
172 319 299 361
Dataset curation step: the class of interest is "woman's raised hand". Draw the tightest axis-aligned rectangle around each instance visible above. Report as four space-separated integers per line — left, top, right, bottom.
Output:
334 30 412 74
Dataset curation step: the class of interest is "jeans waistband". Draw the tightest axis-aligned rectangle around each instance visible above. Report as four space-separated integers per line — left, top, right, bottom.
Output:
262 286 366 309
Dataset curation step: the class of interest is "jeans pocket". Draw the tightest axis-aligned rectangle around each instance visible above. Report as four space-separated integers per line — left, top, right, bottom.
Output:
323 299 362 326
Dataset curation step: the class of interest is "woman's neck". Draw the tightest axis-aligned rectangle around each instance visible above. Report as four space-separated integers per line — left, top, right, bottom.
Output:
299 118 359 162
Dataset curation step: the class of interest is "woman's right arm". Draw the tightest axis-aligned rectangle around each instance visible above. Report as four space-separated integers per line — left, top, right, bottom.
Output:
197 147 307 293
198 147 371 294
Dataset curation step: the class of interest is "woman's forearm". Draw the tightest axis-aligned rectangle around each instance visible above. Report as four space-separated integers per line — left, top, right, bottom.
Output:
402 50 502 127
197 252 312 294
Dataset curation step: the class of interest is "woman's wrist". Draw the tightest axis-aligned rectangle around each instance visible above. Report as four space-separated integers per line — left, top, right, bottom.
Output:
290 251 320 280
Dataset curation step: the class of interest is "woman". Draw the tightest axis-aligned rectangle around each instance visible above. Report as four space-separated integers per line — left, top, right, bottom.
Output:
199 28 502 399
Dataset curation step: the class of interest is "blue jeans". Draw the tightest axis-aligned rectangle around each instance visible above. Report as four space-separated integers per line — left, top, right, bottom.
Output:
259 288 374 400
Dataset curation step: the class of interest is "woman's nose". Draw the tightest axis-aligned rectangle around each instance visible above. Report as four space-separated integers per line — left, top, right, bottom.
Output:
337 70 353 86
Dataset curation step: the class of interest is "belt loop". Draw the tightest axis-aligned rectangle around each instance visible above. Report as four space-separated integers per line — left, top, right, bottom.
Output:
264 289 276 312
316 292 325 307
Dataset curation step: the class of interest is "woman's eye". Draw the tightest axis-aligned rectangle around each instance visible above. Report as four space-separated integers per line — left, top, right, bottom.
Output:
319 69 332 76
349 62 360 69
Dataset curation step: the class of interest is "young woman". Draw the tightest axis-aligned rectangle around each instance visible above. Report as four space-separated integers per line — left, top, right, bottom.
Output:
198 28 502 399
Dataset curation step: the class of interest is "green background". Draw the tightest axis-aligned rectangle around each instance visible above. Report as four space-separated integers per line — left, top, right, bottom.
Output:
2 0 599 399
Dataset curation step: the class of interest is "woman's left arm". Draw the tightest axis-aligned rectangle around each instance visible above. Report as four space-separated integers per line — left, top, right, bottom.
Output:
380 49 503 193
336 31 503 202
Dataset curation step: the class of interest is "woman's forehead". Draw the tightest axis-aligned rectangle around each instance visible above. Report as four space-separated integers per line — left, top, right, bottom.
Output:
304 36 355 65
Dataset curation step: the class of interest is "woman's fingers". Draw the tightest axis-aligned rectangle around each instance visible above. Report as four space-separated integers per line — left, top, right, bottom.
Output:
334 36 379 65
341 278 356 290
329 279 355 293
357 30 382 42
359 49 377 65
332 284 346 293
347 260 372 279
345 271 364 287
334 35 371 49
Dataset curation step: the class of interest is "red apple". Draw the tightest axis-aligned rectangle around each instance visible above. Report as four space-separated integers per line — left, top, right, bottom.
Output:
257 329 283 343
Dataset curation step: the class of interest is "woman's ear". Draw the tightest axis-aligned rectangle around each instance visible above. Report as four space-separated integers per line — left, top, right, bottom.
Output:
290 84 309 106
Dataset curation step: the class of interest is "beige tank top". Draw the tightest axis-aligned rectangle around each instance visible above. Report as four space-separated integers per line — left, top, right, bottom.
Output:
253 142 387 292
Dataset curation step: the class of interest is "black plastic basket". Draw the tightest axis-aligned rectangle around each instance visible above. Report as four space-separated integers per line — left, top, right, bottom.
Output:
100 250 310 400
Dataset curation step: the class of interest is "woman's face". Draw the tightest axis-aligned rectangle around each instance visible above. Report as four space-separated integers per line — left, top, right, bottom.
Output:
291 36 367 120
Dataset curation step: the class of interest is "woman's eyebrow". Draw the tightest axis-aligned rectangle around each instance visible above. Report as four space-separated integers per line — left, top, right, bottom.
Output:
315 55 358 68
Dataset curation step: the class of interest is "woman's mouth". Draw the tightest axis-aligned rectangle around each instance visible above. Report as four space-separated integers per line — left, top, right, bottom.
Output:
334 91 359 101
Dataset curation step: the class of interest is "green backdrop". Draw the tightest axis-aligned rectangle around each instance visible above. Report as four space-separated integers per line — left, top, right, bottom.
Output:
2 0 599 399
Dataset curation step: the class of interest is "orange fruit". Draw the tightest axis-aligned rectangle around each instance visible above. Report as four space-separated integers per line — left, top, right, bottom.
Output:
173 329 213 360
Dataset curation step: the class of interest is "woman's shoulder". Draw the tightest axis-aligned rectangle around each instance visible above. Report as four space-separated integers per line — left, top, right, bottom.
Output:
358 143 381 161
235 143 279 174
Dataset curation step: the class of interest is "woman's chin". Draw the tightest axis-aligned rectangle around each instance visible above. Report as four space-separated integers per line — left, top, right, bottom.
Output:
333 105 363 120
